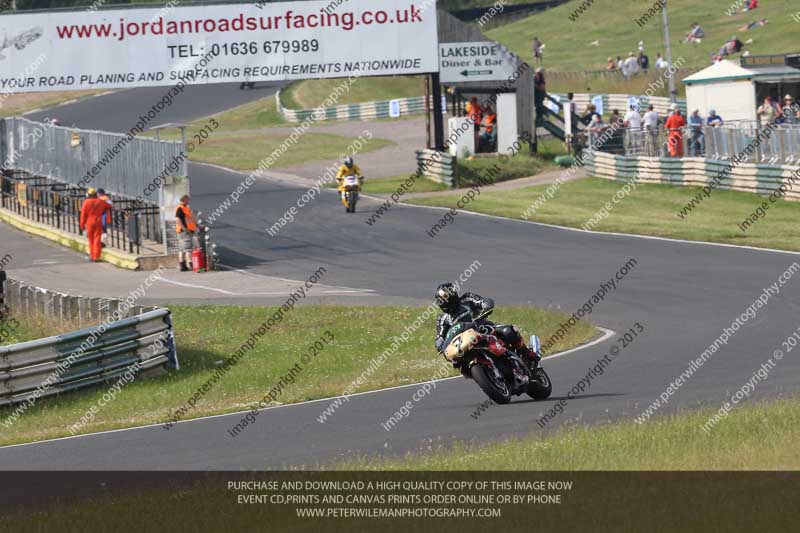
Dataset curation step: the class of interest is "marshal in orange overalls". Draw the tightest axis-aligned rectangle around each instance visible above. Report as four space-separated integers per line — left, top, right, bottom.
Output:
80 195 112 262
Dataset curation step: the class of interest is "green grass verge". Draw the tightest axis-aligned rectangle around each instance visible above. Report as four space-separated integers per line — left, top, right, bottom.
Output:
186 132 393 171
282 76 425 109
147 95 393 170
324 175 450 194
456 138 565 186
0 89 106 118
408 176 800 252
487 0 796 72
0 305 595 446
336 396 800 470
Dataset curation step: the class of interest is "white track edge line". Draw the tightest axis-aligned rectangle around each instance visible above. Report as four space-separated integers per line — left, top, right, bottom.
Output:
0 328 615 450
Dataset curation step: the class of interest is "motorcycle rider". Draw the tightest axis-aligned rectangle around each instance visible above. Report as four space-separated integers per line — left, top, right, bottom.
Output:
433 283 541 365
336 156 364 202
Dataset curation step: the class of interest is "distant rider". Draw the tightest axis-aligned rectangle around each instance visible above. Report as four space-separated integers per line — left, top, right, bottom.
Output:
336 156 364 200
433 283 541 365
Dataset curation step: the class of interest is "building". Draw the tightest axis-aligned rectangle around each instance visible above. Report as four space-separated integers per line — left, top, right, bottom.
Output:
683 54 800 122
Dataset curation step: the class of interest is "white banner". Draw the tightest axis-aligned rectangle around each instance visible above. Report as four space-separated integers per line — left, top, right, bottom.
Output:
0 0 439 92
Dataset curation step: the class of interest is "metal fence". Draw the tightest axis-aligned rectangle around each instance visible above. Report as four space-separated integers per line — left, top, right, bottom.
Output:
589 122 800 165
0 308 177 407
1 172 162 253
2 117 186 203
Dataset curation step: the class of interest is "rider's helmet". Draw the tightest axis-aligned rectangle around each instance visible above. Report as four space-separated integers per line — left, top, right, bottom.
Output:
435 283 460 312
343 156 354 169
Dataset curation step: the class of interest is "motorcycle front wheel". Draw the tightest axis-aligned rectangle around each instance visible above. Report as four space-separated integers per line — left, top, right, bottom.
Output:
471 364 512 404
527 367 552 400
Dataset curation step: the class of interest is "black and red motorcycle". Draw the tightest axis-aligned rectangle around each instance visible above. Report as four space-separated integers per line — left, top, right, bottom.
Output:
442 315 552 404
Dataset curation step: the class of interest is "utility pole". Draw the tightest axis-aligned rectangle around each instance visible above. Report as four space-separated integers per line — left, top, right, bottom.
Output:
662 0 677 102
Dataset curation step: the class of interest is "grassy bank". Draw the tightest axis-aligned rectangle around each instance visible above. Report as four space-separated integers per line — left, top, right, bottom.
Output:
487 0 797 72
408 176 800 252
188 131 393 171
146 96 393 170
0 305 595 446
338 396 800 470
457 138 566 186
281 76 425 109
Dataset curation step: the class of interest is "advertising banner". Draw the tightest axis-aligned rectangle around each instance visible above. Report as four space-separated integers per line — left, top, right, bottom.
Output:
0 0 439 92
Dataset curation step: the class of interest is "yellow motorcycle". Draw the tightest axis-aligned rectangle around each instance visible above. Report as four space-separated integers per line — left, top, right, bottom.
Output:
338 175 363 213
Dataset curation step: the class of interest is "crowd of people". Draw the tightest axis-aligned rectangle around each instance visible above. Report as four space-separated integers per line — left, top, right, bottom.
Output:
575 92 798 159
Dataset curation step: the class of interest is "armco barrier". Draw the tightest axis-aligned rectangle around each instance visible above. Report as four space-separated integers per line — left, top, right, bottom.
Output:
416 149 457 188
0 277 178 406
277 92 432 123
0 308 177 407
584 151 800 199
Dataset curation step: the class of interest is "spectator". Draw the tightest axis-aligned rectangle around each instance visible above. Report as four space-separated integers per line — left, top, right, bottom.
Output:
782 95 798 124
624 104 643 153
684 23 705 44
757 96 778 127
655 53 669 69
665 107 687 157
610 109 624 128
638 51 650 72
718 36 744 58
480 106 497 152
739 18 769 32
175 194 197 272
623 52 639 78
532 37 544 64
616 55 624 71
688 109 704 156
79 188 112 263
566 92 578 116
606 57 617 70
706 109 724 126
534 67 546 122
466 96 484 147
586 114 608 147
743 0 758 11
581 103 599 126
643 104 660 156
624 105 643 131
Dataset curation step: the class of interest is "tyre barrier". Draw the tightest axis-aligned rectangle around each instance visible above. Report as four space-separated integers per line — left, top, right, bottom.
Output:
584 151 800 200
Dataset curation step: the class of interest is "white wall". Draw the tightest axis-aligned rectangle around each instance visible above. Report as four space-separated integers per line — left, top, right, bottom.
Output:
686 81 756 122
497 93 518 153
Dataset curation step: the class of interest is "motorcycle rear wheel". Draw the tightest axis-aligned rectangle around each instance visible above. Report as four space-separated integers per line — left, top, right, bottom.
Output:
527 367 552 400
471 364 512 404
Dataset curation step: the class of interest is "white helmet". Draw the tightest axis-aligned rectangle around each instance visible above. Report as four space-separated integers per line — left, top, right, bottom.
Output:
343 156 354 168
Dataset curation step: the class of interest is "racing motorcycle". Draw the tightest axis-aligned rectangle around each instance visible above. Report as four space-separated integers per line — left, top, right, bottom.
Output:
338 175 362 213
442 313 552 404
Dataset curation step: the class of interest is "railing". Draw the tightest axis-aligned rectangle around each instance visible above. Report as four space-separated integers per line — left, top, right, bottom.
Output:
609 122 800 165
2 117 186 203
0 276 178 407
1 171 162 254
416 149 457 188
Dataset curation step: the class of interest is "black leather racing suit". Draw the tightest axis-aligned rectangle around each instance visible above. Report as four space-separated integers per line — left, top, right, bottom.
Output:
434 293 527 356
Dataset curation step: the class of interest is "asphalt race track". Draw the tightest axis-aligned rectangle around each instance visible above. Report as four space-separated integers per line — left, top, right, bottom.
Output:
1 87 799 469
